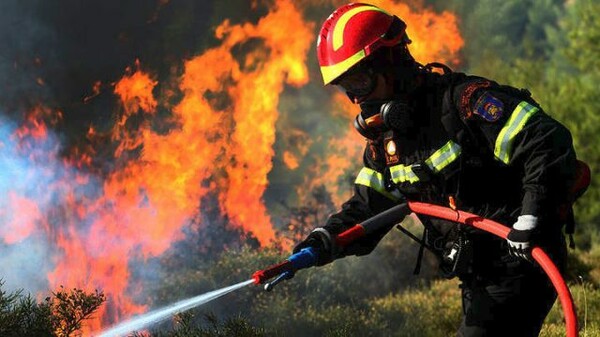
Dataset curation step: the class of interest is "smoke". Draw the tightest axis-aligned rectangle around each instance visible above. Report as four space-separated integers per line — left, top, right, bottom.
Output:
0 0 465 331
0 117 50 295
1 0 313 328
0 0 220 137
0 0 221 323
0 113 98 293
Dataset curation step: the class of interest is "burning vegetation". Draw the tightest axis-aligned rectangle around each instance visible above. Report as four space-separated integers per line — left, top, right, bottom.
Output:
0 0 464 334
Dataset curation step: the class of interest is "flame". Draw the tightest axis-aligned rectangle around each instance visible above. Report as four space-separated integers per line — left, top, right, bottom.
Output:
297 92 364 206
281 128 313 170
283 151 301 170
359 1 464 65
114 61 158 115
112 61 159 158
46 0 311 331
84 80 103 104
0 0 462 334
205 0 313 244
1 192 41 244
14 107 49 140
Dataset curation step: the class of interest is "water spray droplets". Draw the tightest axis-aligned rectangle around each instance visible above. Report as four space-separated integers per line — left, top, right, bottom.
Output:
97 279 254 337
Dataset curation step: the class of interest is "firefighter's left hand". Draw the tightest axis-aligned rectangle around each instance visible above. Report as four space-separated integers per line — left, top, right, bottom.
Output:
293 228 335 266
507 215 538 261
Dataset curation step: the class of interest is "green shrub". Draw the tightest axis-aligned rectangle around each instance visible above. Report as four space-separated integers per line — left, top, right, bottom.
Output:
367 279 462 337
0 281 105 337
542 281 600 337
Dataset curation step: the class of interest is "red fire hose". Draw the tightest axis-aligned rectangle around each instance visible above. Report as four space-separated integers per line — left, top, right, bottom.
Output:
255 201 579 336
408 201 578 337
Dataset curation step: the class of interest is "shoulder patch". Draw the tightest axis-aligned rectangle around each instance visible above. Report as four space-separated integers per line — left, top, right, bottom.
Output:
473 92 503 122
458 80 492 118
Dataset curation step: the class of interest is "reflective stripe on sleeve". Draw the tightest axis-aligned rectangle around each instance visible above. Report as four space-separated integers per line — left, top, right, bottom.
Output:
354 167 403 201
425 141 462 173
389 164 419 184
389 141 462 184
494 101 539 164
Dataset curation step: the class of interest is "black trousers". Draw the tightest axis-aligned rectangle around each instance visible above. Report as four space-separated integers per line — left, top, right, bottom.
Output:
457 241 567 337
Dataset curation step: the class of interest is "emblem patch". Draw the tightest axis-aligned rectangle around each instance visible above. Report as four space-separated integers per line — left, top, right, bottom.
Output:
473 92 503 122
459 80 492 118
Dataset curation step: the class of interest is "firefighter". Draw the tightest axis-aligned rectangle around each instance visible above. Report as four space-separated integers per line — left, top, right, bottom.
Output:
294 3 582 337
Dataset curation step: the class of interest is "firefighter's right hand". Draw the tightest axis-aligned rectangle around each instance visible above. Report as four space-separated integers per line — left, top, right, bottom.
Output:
507 215 538 261
293 228 335 266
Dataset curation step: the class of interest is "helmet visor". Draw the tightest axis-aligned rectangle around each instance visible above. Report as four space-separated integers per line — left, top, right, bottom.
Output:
335 70 377 99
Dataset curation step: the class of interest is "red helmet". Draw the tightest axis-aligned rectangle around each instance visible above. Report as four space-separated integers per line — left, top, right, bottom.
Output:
317 3 409 85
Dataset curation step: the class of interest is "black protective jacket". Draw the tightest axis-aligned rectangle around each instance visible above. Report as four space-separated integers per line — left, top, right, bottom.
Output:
322 71 577 275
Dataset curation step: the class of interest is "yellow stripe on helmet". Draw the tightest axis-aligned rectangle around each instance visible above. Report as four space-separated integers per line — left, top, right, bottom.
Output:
319 49 366 85
332 5 389 51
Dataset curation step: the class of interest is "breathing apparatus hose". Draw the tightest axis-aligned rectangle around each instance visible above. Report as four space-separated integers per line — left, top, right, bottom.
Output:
407 201 578 337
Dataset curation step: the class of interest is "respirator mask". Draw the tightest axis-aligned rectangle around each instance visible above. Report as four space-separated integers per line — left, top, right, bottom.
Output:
335 56 418 140
354 99 415 140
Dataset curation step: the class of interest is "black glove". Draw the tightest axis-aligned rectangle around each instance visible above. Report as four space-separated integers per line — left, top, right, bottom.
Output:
293 228 335 266
507 215 538 261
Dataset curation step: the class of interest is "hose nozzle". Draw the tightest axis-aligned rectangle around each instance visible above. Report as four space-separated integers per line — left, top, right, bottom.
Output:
252 247 318 287
264 271 294 292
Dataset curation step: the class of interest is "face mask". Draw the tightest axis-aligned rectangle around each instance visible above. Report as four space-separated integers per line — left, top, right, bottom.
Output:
354 100 415 140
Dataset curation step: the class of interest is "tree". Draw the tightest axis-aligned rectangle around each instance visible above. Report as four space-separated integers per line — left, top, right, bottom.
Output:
540 0 600 226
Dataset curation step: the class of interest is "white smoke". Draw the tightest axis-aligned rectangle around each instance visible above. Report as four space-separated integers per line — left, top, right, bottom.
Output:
0 116 99 294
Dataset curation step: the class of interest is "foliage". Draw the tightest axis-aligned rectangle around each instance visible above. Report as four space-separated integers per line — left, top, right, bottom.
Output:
146 218 600 337
366 279 462 337
0 281 105 337
0 286 53 337
141 245 600 337
542 281 600 337
139 312 267 337
51 286 105 337
544 0 600 226
427 0 563 69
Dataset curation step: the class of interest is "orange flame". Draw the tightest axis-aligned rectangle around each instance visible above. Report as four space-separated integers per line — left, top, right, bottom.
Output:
14 107 50 140
0 1 462 334
47 0 313 331
1 192 41 244
366 0 464 65
283 151 300 170
297 92 364 206
193 0 313 244
282 128 313 170
112 61 159 158
84 80 103 104
114 61 158 115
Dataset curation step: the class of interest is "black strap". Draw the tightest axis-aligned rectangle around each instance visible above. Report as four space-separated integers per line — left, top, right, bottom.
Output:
395 220 438 275
396 223 426 245
566 208 576 249
413 229 427 275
